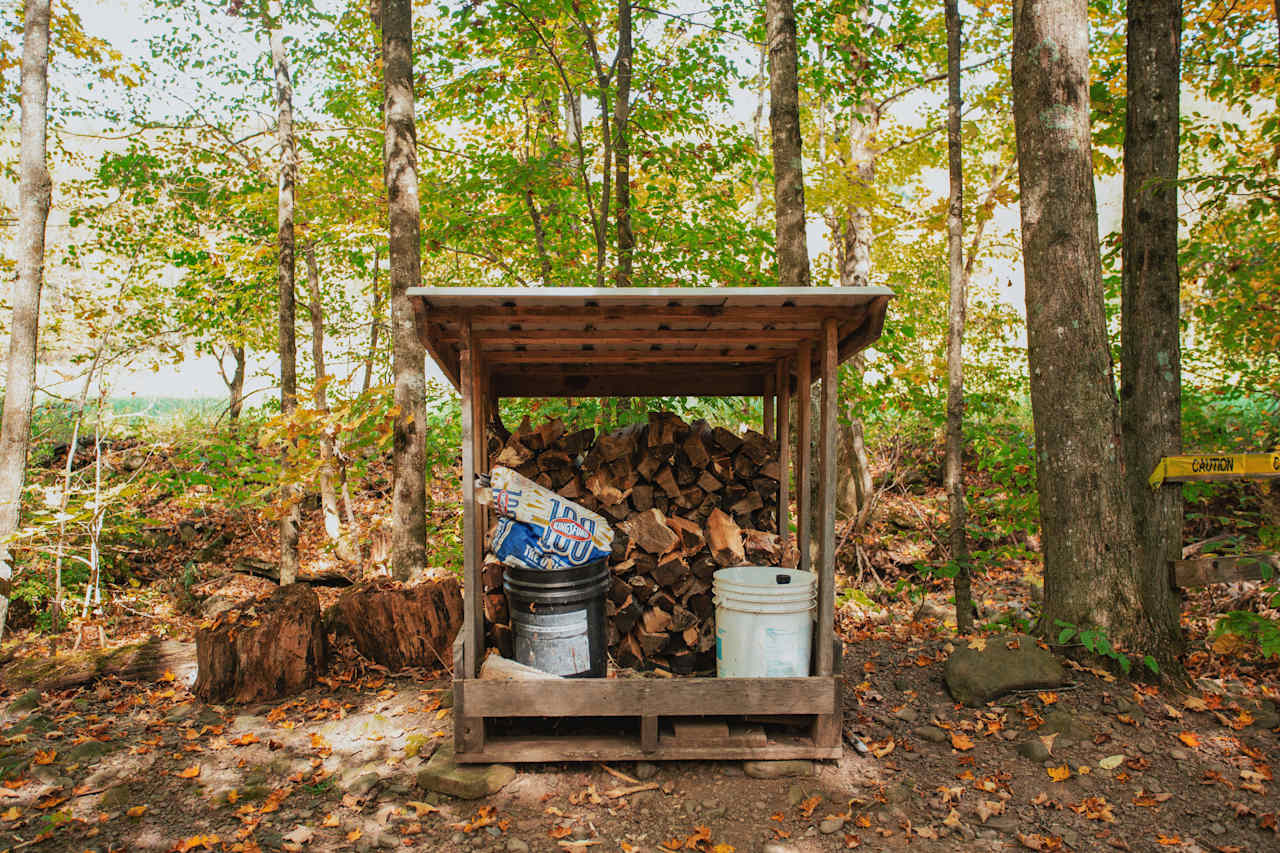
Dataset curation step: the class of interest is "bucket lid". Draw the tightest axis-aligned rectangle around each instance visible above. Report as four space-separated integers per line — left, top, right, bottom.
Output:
713 566 816 589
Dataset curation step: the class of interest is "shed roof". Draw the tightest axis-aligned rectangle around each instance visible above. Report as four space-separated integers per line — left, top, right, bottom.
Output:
407 286 894 398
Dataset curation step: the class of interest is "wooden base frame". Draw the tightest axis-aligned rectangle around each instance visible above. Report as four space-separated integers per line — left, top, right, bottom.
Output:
453 668 842 763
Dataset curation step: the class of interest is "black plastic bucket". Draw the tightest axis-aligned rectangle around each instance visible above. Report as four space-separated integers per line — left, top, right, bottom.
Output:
503 559 610 677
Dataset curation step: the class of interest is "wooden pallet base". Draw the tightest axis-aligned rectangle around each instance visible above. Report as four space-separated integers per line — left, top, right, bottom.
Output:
458 730 842 763
453 674 842 763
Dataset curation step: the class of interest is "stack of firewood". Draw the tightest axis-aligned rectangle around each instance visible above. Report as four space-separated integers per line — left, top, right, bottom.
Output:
481 411 789 674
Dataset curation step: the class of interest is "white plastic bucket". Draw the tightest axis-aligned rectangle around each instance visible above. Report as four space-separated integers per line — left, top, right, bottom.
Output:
713 566 816 678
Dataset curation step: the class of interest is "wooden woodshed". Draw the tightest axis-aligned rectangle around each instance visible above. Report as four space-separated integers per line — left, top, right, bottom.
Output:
408 286 894 763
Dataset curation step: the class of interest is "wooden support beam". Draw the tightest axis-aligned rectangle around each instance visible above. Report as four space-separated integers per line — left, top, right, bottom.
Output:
777 357 791 564
641 715 659 752
796 342 812 574
763 372 775 440
459 319 481 681
1172 553 1278 587
471 329 817 346
484 350 786 365
816 318 838 677
459 676 838 717
491 370 769 399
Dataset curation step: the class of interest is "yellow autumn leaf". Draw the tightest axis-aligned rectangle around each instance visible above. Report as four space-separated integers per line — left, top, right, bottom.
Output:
1098 755 1124 770
950 732 975 751
1047 764 1071 782
178 765 201 779
32 749 55 765
1 806 21 822
1177 731 1200 748
321 812 339 827
127 805 147 817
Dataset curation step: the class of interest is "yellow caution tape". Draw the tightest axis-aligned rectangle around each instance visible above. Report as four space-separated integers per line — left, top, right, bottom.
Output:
1149 453 1280 488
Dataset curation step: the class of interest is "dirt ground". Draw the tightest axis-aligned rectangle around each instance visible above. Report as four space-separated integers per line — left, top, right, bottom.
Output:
2 607 1276 853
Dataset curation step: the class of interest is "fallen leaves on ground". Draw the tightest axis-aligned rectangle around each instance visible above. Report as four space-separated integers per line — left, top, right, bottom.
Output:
950 731 975 751
1047 765 1071 782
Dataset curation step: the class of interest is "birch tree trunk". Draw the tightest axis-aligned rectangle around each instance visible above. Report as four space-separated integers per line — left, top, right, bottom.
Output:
613 0 634 286
304 245 358 564
1121 0 1184 672
0 0 53 642
382 0 428 579
1012 0 1149 656
765 0 810 287
944 0 973 633
362 248 381 394
267 0 301 586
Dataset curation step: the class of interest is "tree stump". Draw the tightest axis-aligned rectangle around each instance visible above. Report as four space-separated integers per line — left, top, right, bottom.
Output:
194 583 327 704
330 577 463 671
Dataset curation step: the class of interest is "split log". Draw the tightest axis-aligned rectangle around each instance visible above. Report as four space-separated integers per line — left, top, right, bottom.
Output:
707 508 746 567
330 577 463 671
619 508 679 555
194 583 327 704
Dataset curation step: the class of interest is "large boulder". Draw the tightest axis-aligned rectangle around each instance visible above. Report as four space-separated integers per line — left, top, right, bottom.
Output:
944 633 1065 707
194 583 327 704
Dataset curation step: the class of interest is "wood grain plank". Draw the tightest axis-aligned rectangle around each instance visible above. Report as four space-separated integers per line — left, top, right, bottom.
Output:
459 321 479 681
456 735 841 764
816 318 838 677
777 357 792 564
796 342 812 575
459 676 838 718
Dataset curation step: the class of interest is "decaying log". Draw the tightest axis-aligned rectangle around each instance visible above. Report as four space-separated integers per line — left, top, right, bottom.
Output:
194 583 327 704
330 577 463 671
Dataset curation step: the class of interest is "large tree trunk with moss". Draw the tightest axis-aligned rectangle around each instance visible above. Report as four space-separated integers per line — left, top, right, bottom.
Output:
382 0 428 580
1121 0 1185 672
1012 0 1150 658
267 0 301 586
765 0 810 287
0 0 53 643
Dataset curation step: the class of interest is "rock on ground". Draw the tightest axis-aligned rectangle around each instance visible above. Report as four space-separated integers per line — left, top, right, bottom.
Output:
943 633 1065 706
742 759 814 779
416 741 515 799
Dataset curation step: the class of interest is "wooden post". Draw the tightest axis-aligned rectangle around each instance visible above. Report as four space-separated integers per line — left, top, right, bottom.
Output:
796 341 812 574
459 319 479 680
816 318 838 677
776 357 791 563
763 372 775 440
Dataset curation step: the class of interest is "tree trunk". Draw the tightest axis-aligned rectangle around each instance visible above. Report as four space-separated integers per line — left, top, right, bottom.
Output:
831 104 880 543
362 247 381 394
1012 0 1149 656
1121 0 1184 672
945 0 973 634
382 0 428 580
268 0 300 587
613 0 634 286
765 0 810 287
304 244 359 564
225 343 246 423
0 0 53 643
